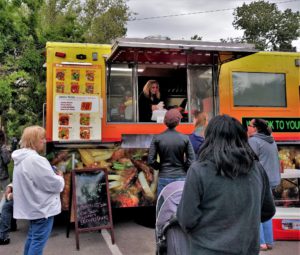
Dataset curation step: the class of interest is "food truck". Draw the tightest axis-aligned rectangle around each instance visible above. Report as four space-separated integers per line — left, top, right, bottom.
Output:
46 39 299 238
45 38 257 209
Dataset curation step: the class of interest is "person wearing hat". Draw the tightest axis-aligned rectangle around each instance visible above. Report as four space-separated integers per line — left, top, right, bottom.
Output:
148 109 195 196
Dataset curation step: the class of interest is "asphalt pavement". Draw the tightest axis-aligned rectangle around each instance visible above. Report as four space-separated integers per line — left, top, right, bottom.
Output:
0 209 299 255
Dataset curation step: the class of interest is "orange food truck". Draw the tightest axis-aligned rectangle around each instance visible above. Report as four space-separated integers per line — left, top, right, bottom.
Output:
46 39 299 237
45 38 257 209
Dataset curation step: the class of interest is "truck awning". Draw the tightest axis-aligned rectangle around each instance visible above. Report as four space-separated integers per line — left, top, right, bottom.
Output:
107 38 257 65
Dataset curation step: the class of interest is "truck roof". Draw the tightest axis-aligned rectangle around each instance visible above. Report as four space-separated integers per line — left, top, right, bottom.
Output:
107 37 257 65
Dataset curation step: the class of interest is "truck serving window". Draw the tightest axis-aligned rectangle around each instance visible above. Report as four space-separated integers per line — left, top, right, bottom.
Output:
232 72 287 107
189 67 213 120
137 64 188 122
107 64 133 122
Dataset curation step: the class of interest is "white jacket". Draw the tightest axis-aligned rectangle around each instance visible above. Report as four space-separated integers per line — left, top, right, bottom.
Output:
12 148 65 220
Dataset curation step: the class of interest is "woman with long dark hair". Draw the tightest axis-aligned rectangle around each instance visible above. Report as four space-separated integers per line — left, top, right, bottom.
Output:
177 115 275 255
248 118 281 251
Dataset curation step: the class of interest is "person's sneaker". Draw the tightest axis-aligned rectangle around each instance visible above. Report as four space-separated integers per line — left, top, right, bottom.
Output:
0 238 10 245
266 244 273 250
260 244 268 251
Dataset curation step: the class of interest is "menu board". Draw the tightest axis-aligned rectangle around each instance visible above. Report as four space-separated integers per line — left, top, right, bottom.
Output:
52 65 102 141
72 169 114 250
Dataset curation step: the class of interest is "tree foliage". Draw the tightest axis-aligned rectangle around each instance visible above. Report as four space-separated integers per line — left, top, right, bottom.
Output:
190 35 202 41
232 0 300 51
0 0 132 140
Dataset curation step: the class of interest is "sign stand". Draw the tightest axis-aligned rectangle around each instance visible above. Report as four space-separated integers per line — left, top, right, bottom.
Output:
72 168 115 250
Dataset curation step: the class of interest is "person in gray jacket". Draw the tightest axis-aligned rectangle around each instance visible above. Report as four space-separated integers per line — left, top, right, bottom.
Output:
177 115 275 255
248 118 281 251
12 126 65 255
148 109 195 196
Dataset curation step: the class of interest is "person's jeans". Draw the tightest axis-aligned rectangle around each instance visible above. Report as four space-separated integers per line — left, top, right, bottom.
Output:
0 199 13 240
157 177 186 197
260 219 273 245
24 216 54 255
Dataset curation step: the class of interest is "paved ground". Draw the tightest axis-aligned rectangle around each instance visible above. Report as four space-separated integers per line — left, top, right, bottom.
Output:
1 210 299 255
0 209 156 255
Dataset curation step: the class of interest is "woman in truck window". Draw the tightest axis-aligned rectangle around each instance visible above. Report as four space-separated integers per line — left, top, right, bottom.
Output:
138 80 165 122
247 118 281 251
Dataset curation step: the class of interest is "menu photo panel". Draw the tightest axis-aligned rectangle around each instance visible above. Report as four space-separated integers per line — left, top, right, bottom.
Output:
52 65 102 141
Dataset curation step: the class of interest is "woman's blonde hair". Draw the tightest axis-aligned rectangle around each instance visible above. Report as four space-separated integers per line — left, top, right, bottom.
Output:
20 126 45 151
194 111 208 129
143 80 160 99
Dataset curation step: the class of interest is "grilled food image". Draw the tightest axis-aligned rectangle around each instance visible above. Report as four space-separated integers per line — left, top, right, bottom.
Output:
81 102 92 111
78 148 158 207
71 83 79 93
56 70 65 80
58 127 69 139
59 114 69 125
85 83 94 94
80 127 90 139
56 83 64 93
86 70 95 81
80 114 90 126
71 70 80 81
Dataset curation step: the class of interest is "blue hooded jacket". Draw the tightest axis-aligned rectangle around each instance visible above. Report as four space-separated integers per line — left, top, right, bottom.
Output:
189 132 205 155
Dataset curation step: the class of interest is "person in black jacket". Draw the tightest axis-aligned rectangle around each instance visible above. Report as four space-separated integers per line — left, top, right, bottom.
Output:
177 115 275 255
138 80 165 122
148 109 195 196
0 130 11 192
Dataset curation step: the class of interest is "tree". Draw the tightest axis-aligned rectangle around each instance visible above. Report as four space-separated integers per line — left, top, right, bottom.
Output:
0 0 132 138
233 0 300 51
81 0 131 43
190 35 202 41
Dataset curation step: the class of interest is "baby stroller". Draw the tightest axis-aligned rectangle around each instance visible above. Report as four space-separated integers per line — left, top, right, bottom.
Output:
155 181 189 255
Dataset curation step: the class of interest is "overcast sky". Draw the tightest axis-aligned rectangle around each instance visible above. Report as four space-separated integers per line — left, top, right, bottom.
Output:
126 0 300 51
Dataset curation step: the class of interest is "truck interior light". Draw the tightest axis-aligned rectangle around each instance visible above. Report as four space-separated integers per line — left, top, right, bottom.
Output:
55 52 66 58
76 54 87 60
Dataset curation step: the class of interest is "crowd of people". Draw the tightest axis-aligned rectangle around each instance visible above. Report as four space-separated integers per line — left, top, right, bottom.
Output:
148 110 280 254
0 110 282 254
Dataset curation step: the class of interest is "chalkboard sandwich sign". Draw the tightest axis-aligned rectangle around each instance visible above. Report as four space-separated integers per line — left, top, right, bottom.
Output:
72 168 114 250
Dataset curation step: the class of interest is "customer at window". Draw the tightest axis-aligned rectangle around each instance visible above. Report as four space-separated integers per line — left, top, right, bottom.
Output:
12 126 65 255
189 111 208 155
139 80 165 122
148 109 195 196
247 118 281 251
177 115 275 255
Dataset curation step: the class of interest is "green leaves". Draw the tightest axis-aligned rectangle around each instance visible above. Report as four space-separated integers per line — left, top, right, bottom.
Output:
0 0 132 137
233 0 300 51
